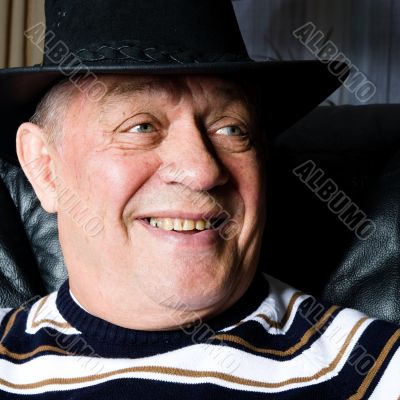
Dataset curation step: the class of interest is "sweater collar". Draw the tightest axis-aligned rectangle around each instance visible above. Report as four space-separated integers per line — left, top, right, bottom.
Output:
56 273 269 345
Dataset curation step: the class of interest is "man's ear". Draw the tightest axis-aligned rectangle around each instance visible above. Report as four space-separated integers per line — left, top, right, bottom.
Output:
16 122 59 213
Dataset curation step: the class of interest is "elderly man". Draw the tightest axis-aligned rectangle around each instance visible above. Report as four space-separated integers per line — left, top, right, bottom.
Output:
0 0 399 398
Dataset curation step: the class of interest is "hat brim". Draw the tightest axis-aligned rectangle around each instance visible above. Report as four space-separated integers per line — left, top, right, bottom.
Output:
0 59 347 163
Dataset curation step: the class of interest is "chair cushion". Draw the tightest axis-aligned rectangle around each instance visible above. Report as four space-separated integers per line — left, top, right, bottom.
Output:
264 104 400 324
0 159 66 307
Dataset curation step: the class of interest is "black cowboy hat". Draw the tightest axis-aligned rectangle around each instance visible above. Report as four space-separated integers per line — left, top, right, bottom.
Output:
0 0 347 162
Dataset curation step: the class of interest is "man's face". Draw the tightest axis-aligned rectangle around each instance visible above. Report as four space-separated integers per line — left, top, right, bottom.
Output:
51 74 265 317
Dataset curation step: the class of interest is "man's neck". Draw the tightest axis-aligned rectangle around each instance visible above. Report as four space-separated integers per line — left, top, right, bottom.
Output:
67 277 236 331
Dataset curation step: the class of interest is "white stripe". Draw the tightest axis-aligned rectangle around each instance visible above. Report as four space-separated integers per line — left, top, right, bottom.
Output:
25 293 81 335
0 308 372 395
369 345 400 399
220 274 309 335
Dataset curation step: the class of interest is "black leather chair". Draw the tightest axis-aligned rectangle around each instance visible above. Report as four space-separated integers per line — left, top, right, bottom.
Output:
264 104 400 324
1 104 399 325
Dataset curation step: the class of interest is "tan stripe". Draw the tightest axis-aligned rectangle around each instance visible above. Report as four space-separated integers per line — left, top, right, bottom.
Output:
0 316 368 391
0 343 70 360
31 296 72 330
32 296 48 320
213 305 339 356
348 329 400 400
32 318 73 329
256 291 303 329
0 299 71 361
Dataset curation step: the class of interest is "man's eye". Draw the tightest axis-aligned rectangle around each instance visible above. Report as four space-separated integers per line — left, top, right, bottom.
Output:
215 126 246 136
128 123 155 133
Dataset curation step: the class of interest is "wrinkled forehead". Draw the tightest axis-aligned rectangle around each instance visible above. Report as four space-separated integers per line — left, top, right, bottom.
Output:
94 74 254 108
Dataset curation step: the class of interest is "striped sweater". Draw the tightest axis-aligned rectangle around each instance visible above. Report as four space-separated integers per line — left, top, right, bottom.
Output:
0 273 399 399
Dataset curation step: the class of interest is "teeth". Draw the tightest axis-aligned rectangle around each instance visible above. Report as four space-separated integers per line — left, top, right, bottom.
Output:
150 217 157 227
183 219 195 230
162 218 174 230
196 220 205 231
148 217 216 232
173 218 183 230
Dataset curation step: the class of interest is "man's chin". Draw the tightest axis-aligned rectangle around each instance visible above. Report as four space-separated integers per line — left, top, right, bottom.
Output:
160 282 232 314
135 260 234 310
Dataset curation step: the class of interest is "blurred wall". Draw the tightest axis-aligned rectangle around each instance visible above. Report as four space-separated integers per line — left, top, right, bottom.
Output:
233 0 400 105
0 0 45 68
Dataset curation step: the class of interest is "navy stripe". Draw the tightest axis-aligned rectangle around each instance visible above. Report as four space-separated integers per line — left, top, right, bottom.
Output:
0 308 14 336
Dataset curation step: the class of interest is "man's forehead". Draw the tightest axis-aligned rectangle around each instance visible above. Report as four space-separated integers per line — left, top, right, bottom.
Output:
98 74 249 105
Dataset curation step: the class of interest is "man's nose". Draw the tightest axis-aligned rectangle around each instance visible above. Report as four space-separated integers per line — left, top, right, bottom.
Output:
158 123 229 191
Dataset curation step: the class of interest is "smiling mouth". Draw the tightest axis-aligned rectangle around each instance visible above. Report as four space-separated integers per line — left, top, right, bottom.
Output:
141 217 225 232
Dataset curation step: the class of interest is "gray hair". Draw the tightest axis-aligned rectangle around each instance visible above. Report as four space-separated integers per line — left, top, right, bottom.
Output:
30 78 77 144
